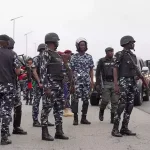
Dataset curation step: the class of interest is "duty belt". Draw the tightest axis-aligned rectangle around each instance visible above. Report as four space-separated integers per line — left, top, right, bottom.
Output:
104 79 114 82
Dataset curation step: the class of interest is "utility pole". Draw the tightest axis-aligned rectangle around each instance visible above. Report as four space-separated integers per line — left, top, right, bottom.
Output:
10 16 23 40
24 31 33 56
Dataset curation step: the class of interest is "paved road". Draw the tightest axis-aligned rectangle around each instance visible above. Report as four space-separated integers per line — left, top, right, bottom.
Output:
136 100 150 114
1 101 150 150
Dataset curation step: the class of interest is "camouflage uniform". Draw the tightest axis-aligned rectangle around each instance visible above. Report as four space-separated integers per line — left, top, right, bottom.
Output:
23 80 27 100
32 53 54 127
112 49 137 137
0 83 15 135
111 35 138 137
0 44 20 144
32 56 42 121
40 32 69 141
70 53 94 124
40 50 65 127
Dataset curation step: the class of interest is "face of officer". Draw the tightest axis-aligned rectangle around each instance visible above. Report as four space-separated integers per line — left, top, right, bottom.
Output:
47 42 59 51
124 41 135 50
27 60 33 66
79 41 86 52
0 41 9 48
106 50 114 58
65 52 72 61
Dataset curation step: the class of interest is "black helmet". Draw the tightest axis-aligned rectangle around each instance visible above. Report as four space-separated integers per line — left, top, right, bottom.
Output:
8 37 15 49
105 47 114 52
37 43 45 52
45 32 60 44
120 35 135 47
75 37 87 51
0 34 10 42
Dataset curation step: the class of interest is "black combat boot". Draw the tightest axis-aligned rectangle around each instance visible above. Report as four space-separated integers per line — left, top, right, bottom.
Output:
48 121 54 127
42 126 54 141
110 113 115 124
99 109 104 121
73 113 78 125
13 127 27 135
1 131 12 145
13 105 27 135
111 123 122 137
1 137 12 145
120 123 136 136
80 101 91 124
81 115 91 124
55 124 69 140
71 100 79 126
33 120 41 127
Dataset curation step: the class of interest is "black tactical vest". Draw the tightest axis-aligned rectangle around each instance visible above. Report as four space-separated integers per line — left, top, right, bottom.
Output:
103 58 114 80
119 51 137 78
47 50 64 80
0 48 16 84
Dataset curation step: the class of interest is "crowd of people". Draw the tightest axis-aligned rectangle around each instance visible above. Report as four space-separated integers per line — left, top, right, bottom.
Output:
0 33 148 146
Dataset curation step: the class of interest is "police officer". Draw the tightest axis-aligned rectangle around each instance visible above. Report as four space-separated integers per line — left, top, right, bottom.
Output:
112 36 138 137
96 47 118 123
40 33 69 141
0 34 20 145
32 43 54 127
8 37 27 135
70 38 94 125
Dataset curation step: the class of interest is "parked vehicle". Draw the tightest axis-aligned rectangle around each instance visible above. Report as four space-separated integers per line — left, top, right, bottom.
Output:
90 58 150 106
134 57 150 106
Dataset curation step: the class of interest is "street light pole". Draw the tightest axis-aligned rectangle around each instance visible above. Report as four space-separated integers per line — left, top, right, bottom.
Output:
24 31 33 56
10 16 23 40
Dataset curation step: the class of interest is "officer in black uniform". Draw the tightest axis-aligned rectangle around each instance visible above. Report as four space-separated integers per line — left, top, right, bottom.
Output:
0 35 20 145
40 33 69 141
112 35 139 137
8 37 27 135
96 47 118 123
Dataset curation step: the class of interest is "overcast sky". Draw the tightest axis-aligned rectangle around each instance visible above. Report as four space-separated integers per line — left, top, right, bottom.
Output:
0 0 150 64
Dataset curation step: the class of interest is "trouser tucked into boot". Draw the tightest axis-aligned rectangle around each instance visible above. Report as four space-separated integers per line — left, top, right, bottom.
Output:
81 101 91 124
13 105 27 135
73 113 78 125
42 126 54 141
55 124 69 140
120 123 136 136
